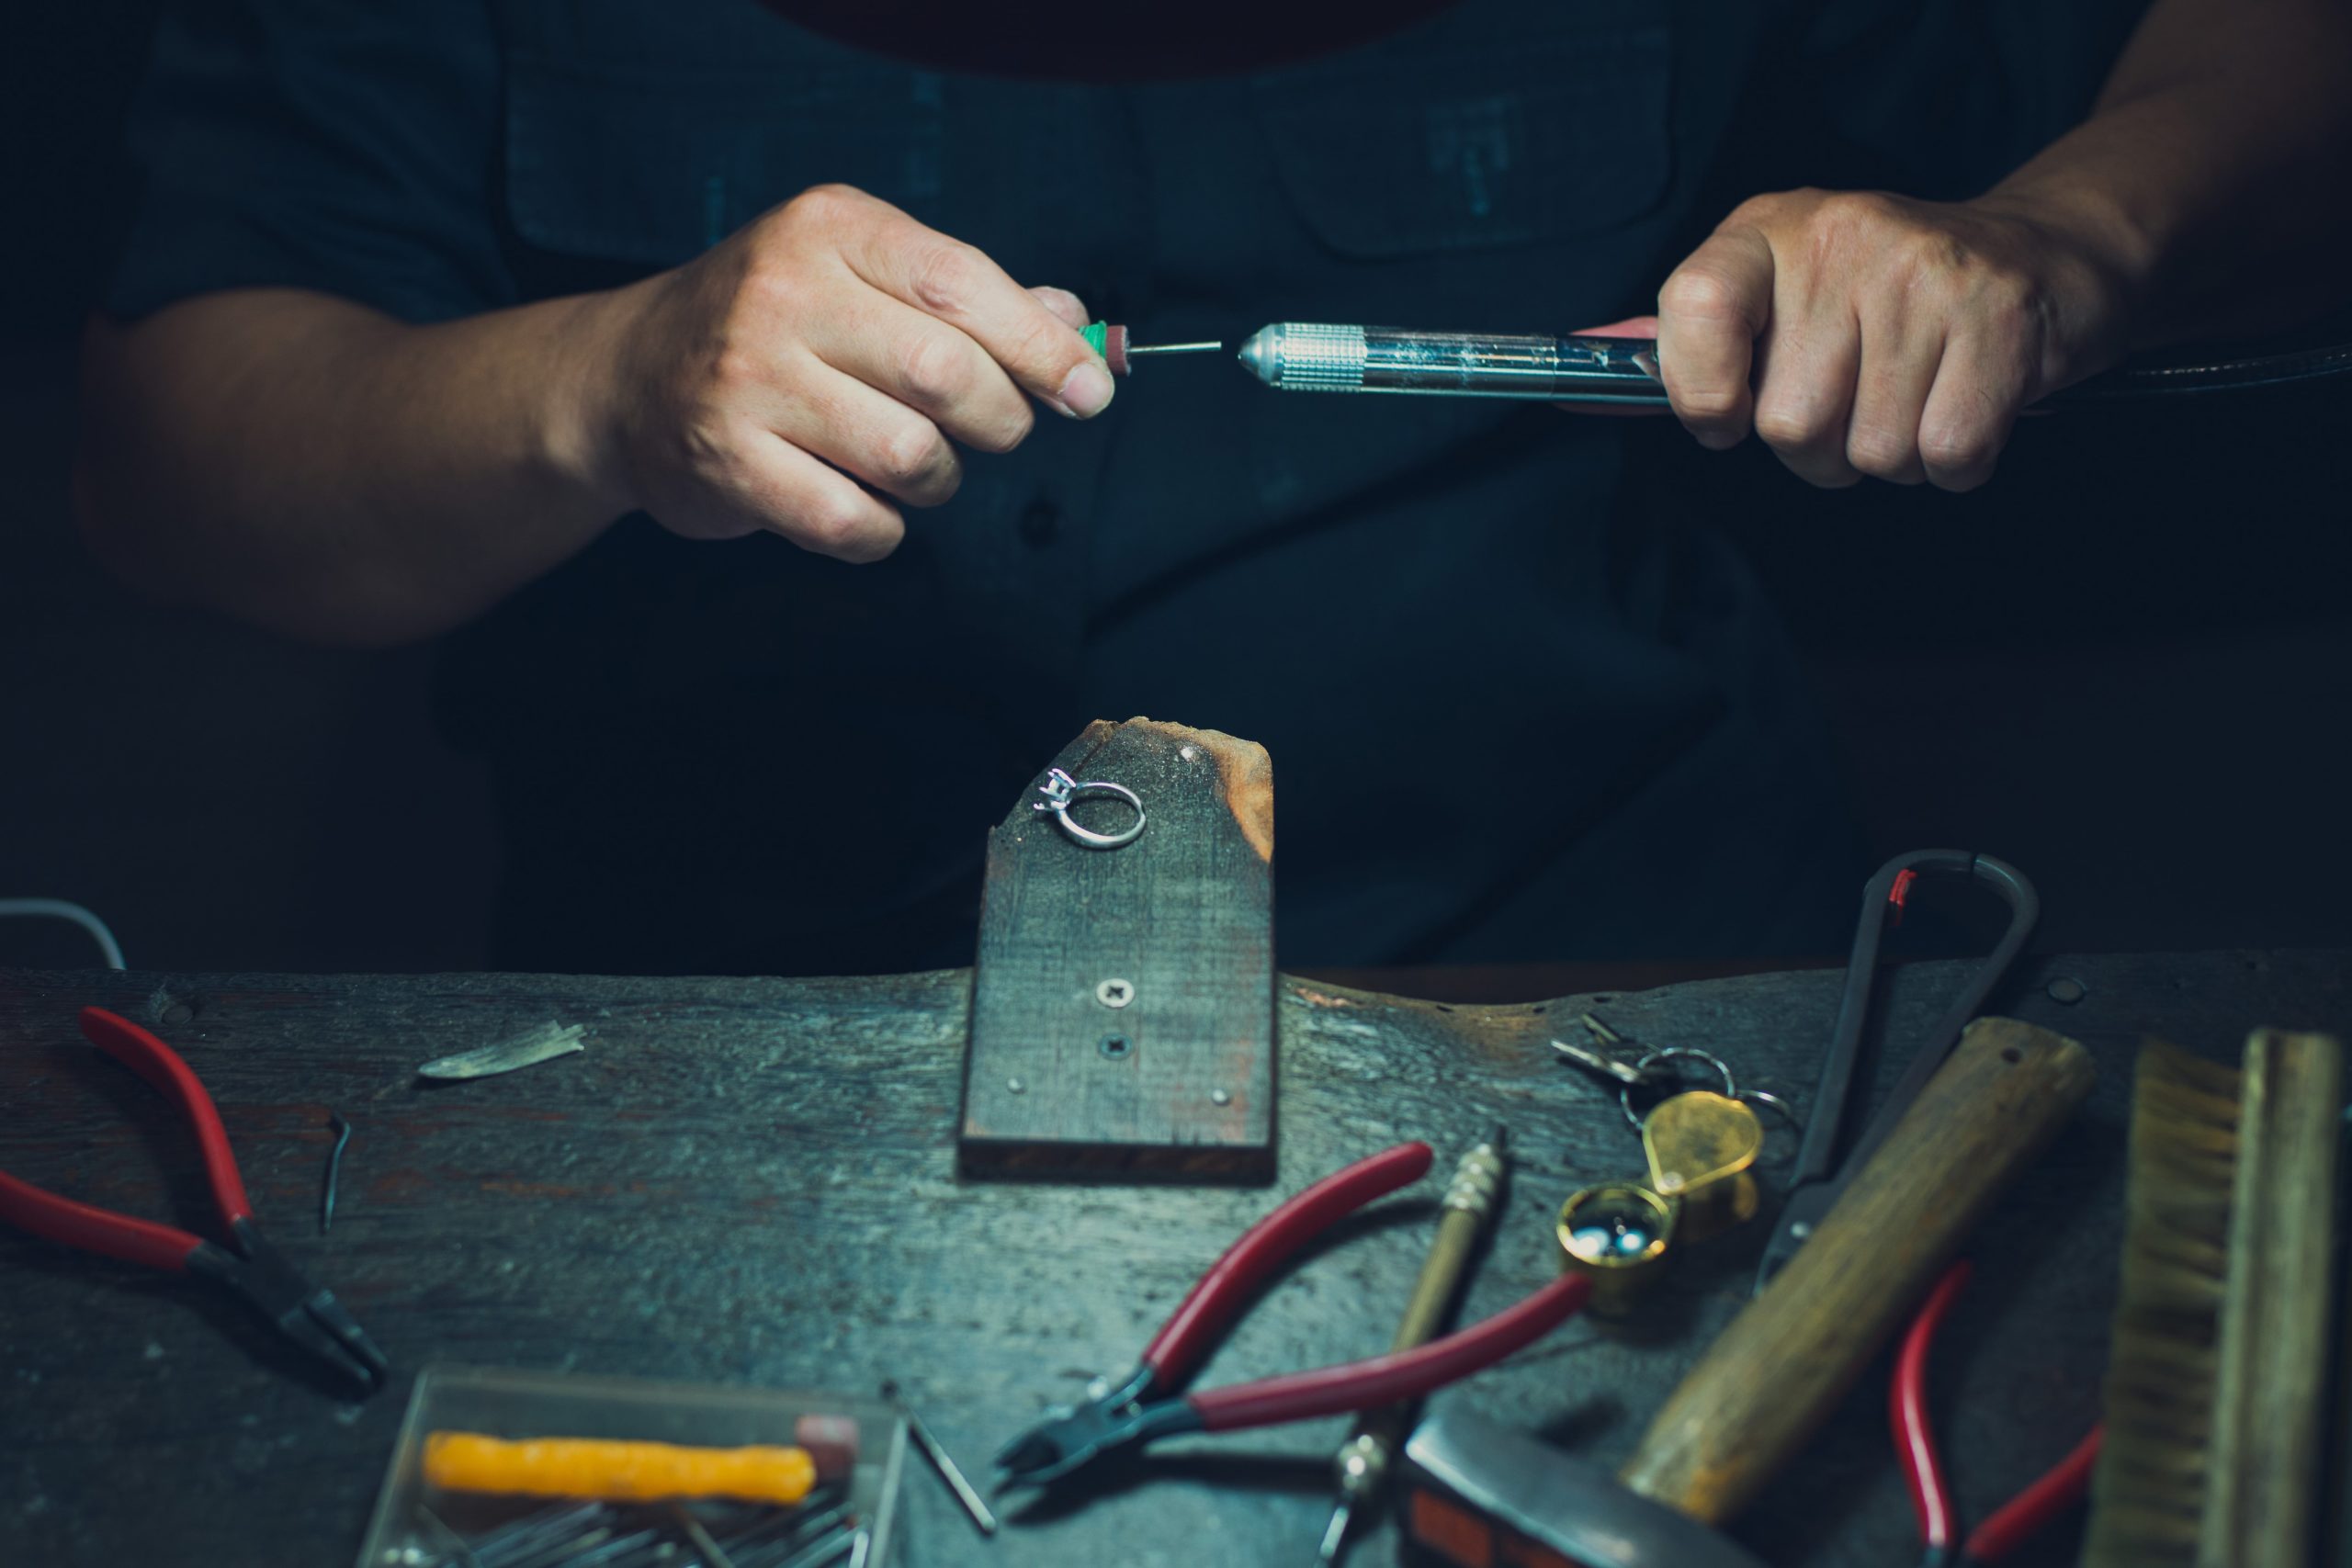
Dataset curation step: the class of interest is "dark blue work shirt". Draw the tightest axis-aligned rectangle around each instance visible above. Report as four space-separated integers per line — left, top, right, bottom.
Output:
104 0 2140 974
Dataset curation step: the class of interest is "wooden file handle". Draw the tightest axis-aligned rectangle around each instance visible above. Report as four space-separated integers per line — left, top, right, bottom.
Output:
1618 1016 2098 1526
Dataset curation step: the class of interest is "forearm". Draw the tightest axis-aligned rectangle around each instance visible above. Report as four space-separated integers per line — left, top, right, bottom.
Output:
1984 0 2352 347
75 287 634 648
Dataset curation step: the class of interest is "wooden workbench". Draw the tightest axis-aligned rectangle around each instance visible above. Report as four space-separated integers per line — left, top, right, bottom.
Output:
2 951 2344 1566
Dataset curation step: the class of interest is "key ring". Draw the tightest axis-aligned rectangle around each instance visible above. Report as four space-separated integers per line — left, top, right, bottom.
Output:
1618 1047 1740 1131
1032 767 1147 851
1740 1089 1802 1131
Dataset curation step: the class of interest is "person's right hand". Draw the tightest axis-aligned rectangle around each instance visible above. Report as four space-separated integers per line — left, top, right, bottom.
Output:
582 184 1112 561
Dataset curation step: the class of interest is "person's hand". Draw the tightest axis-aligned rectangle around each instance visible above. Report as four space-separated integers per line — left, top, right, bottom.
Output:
1637 189 2135 491
582 184 1110 559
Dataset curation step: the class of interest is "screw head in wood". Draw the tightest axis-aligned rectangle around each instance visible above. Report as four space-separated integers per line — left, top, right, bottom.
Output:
1096 978 1135 1009
1210 1089 1232 1106
1007 1077 1026 1094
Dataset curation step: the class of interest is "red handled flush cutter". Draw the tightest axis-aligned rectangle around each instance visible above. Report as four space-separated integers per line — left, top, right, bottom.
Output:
992 1142 1590 1489
1892 1260 2102 1566
0 1007 390 1393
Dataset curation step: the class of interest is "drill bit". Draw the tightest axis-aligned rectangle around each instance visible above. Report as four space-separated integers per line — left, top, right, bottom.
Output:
1081 321 1224 378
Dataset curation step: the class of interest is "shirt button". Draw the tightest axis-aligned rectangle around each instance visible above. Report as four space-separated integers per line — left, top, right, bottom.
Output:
1019 500 1061 547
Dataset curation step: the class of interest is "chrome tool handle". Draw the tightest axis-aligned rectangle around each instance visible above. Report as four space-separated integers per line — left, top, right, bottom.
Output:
1238 323 1668 404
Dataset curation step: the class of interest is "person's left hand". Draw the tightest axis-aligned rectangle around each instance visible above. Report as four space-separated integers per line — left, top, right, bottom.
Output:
1585 189 2135 491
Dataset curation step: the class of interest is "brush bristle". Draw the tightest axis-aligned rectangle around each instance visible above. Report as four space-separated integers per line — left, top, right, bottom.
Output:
2080 1039 2242 1568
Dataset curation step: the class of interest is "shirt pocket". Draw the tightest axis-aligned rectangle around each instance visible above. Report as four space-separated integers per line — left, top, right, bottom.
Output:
503 48 947 269
1250 25 1673 261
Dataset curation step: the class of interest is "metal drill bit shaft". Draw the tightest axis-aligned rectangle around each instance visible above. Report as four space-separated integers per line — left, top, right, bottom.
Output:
1315 1127 1511 1567
1124 341 1224 355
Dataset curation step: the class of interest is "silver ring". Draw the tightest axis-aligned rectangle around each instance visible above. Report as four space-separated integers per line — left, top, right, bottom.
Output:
1618 1046 1740 1131
1032 767 1146 851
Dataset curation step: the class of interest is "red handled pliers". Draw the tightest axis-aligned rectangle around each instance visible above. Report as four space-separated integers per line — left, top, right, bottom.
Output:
0 1008 390 1393
1892 1260 2102 1567
992 1142 1590 1489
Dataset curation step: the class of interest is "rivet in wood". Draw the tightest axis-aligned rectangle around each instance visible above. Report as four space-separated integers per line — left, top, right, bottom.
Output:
1210 1089 1232 1106
1007 1077 1026 1094
1095 978 1135 1009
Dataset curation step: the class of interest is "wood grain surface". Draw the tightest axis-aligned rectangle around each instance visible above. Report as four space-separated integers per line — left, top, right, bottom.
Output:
1 949 2345 1567
962 718 1276 1179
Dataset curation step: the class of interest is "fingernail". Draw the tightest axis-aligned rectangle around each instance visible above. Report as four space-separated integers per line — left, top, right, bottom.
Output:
1058 361 1115 419
1031 287 1089 329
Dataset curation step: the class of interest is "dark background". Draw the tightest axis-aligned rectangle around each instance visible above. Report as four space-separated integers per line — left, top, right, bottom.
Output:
5 8 2348 981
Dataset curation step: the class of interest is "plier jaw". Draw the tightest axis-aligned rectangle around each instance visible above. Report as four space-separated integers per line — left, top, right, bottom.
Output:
991 1365 1201 1489
189 1217 391 1393
0 1009 392 1397
990 1142 1595 1497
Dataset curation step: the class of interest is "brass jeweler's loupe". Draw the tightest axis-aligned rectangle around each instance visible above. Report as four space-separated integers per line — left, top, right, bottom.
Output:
1553 1023 1769 1313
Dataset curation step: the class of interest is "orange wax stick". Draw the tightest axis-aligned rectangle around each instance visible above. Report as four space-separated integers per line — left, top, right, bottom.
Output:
423 1431 819 1506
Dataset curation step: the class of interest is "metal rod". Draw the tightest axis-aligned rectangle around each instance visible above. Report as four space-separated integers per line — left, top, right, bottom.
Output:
1125 341 1225 355
415 1504 487 1568
471 1505 610 1567
320 1111 352 1235
673 1507 741 1568
775 1526 858 1568
881 1379 998 1535
729 1501 854 1568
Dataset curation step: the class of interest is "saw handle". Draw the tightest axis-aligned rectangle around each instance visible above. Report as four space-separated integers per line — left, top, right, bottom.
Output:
1617 1017 2098 1526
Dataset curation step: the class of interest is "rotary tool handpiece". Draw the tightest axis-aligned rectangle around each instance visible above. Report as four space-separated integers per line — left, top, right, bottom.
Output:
1232 321 2352 404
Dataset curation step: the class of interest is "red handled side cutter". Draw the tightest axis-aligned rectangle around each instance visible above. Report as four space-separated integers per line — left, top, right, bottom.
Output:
1892 1261 2102 1567
0 1008 390 1393
992 1142 1590 1490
